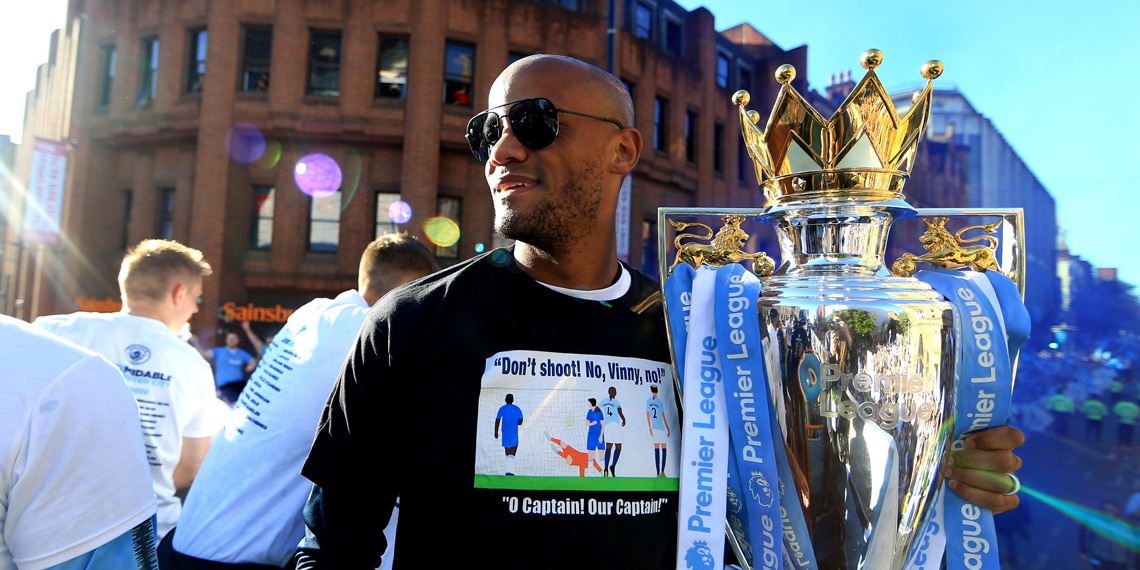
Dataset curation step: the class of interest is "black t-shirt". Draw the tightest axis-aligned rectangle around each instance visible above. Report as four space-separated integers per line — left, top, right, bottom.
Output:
299 250 680 569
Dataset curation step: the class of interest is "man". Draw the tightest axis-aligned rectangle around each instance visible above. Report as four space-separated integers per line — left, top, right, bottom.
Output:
295 55 1025 568
646 383 671 478
1113 398 1140 447
493 393 524 474
161 234 439 569
196 330 257 405
1 315 159 568
35 239 221 541
600 386 626 476
1082 395 1109 443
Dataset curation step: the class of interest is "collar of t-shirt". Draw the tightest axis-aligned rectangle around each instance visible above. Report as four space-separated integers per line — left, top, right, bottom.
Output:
534 265 632 302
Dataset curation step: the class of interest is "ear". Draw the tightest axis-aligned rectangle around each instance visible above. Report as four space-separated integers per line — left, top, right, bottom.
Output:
608 128 642 175
170 281 188 307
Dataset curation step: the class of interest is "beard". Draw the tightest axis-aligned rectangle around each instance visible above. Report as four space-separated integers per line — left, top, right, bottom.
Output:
493 160 603 255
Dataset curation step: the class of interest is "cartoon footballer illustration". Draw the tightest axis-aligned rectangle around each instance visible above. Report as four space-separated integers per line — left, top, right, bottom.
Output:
546 432 603 477
646 384 671 477
585 398 605 475
600 386 626 477
494 393 524 475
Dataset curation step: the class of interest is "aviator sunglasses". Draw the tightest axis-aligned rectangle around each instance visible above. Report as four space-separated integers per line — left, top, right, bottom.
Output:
465 97 624 162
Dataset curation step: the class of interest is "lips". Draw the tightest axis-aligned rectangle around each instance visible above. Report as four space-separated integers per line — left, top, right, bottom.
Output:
493 174 538 196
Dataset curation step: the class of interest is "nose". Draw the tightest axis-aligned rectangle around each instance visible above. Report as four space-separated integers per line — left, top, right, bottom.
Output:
487 116 528 167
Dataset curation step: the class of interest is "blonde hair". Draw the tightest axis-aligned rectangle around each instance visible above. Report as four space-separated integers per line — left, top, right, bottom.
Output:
359 233 440 298
118 239 212 304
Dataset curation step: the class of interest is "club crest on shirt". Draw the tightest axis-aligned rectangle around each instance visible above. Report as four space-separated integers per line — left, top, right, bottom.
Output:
126 344 151 364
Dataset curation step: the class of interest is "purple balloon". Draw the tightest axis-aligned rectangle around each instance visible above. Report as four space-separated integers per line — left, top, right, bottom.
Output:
388 200 412 224
294 153 342 197
225 123 266 164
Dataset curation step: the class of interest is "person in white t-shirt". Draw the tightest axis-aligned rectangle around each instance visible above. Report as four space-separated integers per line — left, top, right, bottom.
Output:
0 314 159 569
35 239 222 541
160 233 439 569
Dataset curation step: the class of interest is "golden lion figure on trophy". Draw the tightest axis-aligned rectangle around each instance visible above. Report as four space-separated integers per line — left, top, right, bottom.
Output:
891 217 1003 276
668 215 775 276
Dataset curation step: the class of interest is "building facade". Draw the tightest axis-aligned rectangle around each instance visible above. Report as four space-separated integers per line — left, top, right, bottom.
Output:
892 88 1061 337
5 0 806 342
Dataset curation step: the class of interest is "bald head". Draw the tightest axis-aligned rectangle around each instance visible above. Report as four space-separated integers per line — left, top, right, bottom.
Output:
492 55 634 127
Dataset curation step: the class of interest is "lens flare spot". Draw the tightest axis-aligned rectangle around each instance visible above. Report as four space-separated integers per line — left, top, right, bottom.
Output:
388 200 413 224
225 123 266 164
423 217 460 247
489 249 510 267
294 153 342 197
254 139 282 169
475 242 486 253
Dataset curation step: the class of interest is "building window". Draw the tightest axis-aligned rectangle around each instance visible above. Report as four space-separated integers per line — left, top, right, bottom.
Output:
307 30 342 96
633 1 653 39
654 96 668 151
738 65 753 93
157 188 175 239
374 192 401 237
186 28 207 94
444 42 474 106
714 122 725 175
685 110 697 164
120 189 132 249
376 35 409 99
716 52 730 88
435 196 462 258
241 26 272 92
309 190 341 252
251 186 274 249
100 46 116 106
139 37 159 104
663 15 682 56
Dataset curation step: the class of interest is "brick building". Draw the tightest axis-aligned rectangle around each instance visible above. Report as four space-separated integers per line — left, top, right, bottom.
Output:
2 0 807 343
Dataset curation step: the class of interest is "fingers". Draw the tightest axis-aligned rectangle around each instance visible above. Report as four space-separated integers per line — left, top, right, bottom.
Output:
949 447 1022 475
943 449 1023 514
946 475 1021 514
965 425 1026 452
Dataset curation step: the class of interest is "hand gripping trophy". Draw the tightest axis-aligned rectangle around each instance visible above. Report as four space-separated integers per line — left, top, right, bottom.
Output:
661 50 1029 570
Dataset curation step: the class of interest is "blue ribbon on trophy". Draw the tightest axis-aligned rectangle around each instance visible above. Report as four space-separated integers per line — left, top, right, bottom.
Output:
668 263 817 570
672 265 732 569
906 268 1030 570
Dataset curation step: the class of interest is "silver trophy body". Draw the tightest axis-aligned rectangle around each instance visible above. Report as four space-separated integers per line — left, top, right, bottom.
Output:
660 50 1025 570
756 202 954 569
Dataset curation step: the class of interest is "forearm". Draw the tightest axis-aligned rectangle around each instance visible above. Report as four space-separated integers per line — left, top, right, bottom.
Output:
295 484 392 569
173 436 211 490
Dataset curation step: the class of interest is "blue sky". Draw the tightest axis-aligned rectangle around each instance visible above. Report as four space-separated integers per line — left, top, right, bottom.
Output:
3 0 1137 286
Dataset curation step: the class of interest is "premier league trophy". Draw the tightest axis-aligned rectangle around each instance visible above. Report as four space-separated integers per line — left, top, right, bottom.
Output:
661 50 1028 570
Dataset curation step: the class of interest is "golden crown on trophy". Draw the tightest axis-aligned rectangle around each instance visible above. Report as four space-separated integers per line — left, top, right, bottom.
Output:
733 48 942 207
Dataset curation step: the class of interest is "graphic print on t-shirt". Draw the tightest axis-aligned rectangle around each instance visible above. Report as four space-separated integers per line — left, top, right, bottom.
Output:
475 350 680 491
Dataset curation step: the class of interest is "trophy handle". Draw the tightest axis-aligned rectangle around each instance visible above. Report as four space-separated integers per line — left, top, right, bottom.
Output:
658 208 774 278
658 207 770 570
892 208 1026 301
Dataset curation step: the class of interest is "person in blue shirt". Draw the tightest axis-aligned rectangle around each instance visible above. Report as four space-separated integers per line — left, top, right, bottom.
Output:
586 398 605 475
198 331 257 406
494 394 524 475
